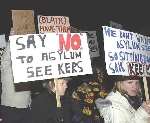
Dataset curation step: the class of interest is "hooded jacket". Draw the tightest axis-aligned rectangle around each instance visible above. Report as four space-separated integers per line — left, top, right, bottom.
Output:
95 91 150 123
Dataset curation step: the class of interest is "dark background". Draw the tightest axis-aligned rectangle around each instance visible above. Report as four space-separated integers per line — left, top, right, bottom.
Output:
0 0 150 98
0 0 150 35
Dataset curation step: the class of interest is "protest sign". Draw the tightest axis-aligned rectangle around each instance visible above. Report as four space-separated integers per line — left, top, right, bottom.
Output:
37 15 70 33
9 33 92 83
11 10 36 35
103 26 150 77
81 31 99 58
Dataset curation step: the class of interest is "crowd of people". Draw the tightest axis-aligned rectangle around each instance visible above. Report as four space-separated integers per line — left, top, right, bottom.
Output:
0 9 150 123
0 42 150 123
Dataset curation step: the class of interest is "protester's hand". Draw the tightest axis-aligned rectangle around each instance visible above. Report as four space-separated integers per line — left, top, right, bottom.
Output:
142 100 150 114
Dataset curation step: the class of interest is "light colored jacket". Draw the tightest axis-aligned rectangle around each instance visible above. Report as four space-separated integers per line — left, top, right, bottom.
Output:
1 43 31 108
95 91 150 123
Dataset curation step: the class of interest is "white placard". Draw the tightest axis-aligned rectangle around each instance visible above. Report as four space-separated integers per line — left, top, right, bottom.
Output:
9 33 92 83
81 31 99 58
103 26 150 77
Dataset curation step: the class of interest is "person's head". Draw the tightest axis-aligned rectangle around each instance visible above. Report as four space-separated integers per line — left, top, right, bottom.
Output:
92 63 106 83
47 77 70 96
113 76 142 96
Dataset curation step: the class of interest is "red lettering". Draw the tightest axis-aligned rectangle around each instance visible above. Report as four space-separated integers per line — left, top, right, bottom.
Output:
71 34 81 50
59 33 71 51
59 34 81 51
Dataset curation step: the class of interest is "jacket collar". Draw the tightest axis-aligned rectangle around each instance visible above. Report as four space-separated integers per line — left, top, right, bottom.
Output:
106 91 134 110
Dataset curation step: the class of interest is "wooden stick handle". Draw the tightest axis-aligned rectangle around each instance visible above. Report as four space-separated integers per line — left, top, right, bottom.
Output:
143 77 149 101
54 79 61 107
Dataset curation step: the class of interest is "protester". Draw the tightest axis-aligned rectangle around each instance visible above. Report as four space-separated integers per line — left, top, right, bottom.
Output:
30 78 72 123
95 75 150 123
0 42 31 123
71 62 108 123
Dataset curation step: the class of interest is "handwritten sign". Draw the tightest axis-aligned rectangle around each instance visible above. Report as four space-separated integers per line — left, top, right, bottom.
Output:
11 10 36 35
37 16 70 33
81 31 99 58
103 26 150 77
9 33 92 83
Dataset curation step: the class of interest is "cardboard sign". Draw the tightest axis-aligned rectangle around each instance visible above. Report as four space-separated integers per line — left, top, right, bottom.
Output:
81 31 99 58
37 15 70 33
11 10 36 35
9 33 92 83
103 26 150 77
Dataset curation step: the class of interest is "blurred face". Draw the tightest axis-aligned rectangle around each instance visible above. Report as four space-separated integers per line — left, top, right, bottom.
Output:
121 80 140 96
55 79 68 96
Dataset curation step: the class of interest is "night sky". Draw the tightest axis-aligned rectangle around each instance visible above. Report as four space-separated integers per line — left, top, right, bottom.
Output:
0 0 150 35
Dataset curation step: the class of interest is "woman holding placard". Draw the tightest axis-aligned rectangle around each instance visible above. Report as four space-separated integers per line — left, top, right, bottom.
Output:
95 76 150 123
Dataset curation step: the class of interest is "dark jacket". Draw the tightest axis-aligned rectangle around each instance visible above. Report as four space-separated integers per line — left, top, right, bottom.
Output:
30 90 72 123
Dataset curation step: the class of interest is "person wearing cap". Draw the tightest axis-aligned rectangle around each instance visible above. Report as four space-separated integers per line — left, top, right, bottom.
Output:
95 76 150 123
30 78 72 123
